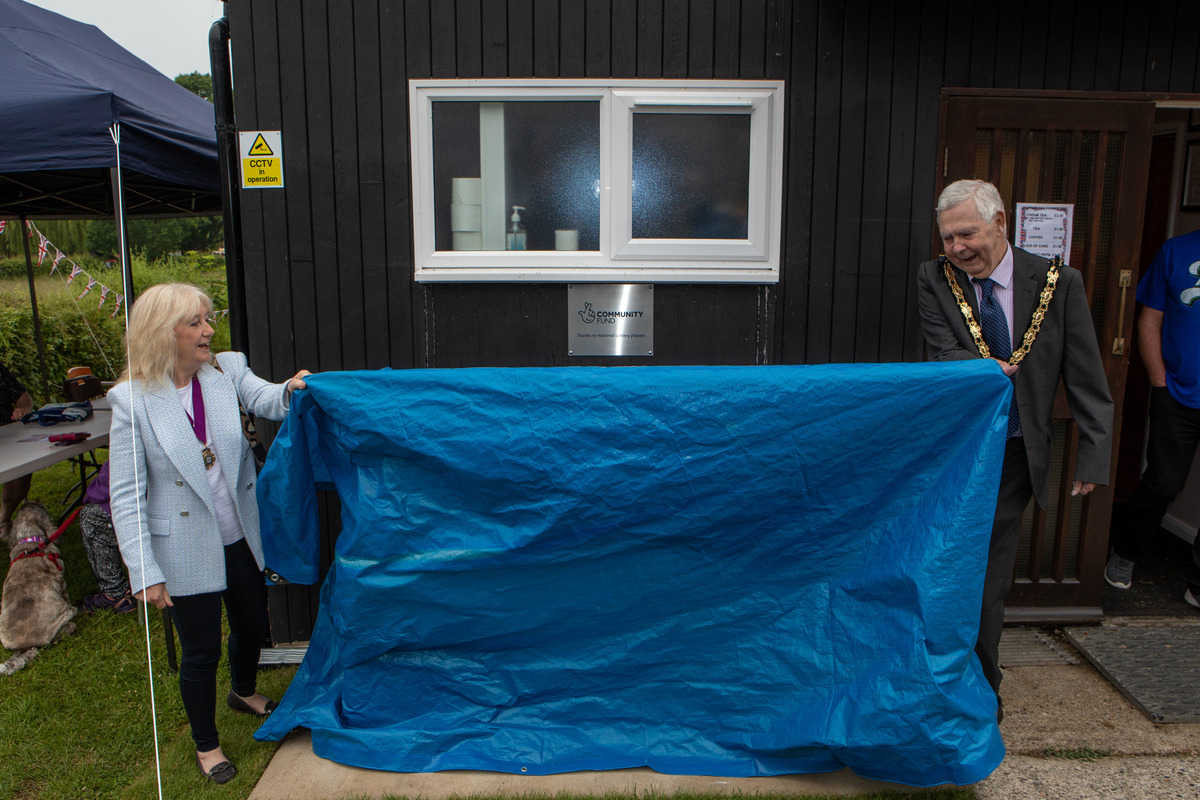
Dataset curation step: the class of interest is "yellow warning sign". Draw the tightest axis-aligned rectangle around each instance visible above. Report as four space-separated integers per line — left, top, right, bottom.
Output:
247 133 274 156
239 130 283 189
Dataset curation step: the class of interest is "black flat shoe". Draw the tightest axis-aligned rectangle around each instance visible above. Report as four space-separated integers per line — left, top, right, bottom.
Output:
196 753 237 784
226 690 277 717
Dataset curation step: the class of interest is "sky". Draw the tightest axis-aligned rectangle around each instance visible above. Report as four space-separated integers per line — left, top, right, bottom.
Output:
23 0 226 79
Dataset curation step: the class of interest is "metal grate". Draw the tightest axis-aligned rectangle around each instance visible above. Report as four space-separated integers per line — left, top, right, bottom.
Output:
1065 624 1200 723
999 627 1080 667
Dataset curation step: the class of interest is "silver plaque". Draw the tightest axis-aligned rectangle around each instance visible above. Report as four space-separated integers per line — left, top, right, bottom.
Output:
568 284 654 357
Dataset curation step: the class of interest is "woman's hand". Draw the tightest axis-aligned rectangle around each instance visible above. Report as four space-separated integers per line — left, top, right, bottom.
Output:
137 583 173 610
287 370 312 395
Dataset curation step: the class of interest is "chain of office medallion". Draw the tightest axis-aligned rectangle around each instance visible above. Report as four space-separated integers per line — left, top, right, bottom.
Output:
940 254 1061 366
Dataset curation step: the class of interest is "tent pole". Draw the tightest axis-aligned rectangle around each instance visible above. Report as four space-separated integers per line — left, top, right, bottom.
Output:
210 16 248 353
18 215 52 403
109 166 135 303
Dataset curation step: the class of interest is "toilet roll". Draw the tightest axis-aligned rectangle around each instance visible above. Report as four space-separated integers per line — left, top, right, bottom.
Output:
555 229 579 251
453 231 483 250
450 203 482 232
451 177 482 205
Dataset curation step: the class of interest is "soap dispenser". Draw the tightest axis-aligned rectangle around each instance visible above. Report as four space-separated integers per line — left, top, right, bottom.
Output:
506 205 526 251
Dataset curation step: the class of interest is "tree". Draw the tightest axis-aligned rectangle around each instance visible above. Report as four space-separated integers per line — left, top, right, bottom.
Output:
174 72 213 102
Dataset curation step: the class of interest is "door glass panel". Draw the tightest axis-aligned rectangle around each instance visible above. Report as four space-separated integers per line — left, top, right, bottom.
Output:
1050 132 1071 202
999 130 1019 208
431 100 600 251
1070 133 1097 268
631 113 750 240
1025 131 1045 199
974 129 992 178
1091 132 1124 335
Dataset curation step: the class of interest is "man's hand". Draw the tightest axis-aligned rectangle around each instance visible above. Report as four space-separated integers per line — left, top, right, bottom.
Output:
137 583 173 609
993 358 1018 377
1071 481 1096 497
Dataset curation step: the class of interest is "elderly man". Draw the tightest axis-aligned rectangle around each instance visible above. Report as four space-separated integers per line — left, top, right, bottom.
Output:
916 179 1113 715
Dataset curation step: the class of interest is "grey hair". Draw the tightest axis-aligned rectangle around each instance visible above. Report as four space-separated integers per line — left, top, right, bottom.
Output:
936 179 1006 227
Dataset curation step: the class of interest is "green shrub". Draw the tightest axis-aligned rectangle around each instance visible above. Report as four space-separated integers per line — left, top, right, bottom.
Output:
0 254 230 404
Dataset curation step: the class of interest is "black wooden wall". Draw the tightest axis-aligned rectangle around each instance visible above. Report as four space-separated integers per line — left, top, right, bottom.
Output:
229 0 1200 640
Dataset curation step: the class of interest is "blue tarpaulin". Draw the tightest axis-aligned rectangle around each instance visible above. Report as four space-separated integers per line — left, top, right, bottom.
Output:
255 362 1010 786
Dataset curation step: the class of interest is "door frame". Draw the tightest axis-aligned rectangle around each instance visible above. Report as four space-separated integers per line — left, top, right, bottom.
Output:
933 88 1200 622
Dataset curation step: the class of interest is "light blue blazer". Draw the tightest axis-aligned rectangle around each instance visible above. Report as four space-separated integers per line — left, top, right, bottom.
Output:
108 352 293 597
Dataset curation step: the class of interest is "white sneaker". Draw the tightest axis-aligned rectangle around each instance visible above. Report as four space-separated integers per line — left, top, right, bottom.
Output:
1186 589 1200 609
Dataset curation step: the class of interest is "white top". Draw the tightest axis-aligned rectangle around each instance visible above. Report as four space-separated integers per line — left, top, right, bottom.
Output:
177 382 244 547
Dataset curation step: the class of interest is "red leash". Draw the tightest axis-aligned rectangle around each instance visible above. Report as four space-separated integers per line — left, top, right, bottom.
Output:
8 506 80 571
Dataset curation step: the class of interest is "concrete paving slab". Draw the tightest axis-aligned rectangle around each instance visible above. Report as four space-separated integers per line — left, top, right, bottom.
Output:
249 628 1200 800
974 755 1200 800
247 730 932 800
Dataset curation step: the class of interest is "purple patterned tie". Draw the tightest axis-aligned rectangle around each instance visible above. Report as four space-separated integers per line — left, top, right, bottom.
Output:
973 277 1020 438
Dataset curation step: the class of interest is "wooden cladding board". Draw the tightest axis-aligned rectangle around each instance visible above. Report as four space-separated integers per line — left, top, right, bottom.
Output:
231 0 1200 377
230 0 1200 641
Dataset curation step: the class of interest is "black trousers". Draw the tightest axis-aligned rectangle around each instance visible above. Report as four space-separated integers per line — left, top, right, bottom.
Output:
168 538 269 752
1112 386 1200 594
977 437 1033 698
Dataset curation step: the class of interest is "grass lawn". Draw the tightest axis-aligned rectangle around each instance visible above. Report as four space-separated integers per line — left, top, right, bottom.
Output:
2 461 977 800
1 459 297 799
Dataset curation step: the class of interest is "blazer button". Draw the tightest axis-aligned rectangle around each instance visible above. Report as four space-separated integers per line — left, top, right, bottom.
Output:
180 511 189 517
176 479 184 486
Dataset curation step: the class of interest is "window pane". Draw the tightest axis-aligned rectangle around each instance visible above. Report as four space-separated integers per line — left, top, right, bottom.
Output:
632 113 750 240
432 101 600 251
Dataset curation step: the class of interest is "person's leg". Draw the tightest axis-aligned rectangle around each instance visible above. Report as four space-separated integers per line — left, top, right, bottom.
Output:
1112 388 1200 563
0 472 32 532
79 505 132 608
167 591 225 755
976 438 1033 700
1188 530 1200 606
222 538 271 706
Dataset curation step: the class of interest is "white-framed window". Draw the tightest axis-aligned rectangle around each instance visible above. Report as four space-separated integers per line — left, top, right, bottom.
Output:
409 79 785 283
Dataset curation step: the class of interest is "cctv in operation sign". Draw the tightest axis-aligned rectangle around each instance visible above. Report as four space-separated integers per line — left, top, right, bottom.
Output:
239 131 283 188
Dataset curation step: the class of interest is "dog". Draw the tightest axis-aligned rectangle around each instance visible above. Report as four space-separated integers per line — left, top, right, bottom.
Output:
0 502 77 676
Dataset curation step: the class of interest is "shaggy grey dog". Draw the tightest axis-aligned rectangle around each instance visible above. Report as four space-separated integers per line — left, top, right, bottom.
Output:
1 502 76 675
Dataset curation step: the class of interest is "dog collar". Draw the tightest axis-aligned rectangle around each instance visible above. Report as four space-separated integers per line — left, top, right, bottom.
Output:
16 535 45 546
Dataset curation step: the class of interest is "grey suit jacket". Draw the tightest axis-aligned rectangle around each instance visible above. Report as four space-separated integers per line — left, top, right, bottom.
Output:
916 246 1113 508
108 352 293 597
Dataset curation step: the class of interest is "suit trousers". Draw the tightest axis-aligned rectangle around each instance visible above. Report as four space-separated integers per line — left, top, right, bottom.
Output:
1111 386 1200 594
977 437 1033 698
168 538 269 752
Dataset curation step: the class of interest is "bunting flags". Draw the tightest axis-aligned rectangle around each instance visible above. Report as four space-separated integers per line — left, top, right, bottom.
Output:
77 276 98 300
23 221 228 325
0 220 6 234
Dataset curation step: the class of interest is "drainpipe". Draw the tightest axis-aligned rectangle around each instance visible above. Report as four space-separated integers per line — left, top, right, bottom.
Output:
209 16 248 352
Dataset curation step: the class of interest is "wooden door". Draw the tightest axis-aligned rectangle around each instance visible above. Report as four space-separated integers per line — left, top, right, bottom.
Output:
937 92 1154 622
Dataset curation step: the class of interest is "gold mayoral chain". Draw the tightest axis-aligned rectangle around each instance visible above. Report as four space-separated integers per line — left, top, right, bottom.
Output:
939 254 1061 366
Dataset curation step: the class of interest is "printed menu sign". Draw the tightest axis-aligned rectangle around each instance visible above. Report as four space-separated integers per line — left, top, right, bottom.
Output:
1015 203 1073 265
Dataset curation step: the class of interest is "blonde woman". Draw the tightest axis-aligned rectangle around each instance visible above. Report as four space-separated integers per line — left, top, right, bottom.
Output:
108 283 310 784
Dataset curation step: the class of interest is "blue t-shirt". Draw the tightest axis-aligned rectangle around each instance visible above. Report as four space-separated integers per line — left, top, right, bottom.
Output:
1136 228 1200 408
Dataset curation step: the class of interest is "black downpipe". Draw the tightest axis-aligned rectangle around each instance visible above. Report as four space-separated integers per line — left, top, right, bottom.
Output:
209 17 248 352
